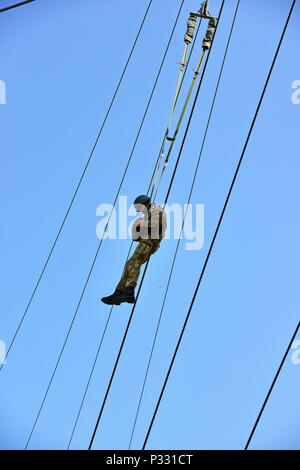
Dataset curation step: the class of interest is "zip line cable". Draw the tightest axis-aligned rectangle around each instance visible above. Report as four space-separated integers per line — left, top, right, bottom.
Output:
24 0 186 449
67 13 204 450
142 0 296 449
88 0 225 450
0 0 153 372
245 320 300 450
128 0 241 449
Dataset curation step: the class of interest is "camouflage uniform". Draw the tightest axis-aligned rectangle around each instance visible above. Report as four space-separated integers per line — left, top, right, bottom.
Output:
117 204 167 289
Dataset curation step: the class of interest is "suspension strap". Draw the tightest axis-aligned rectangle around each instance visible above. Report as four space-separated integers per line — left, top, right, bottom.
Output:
184 12 197 44
167 13 197 133
151 16 218 202
202 17 217 49
149 13 197 200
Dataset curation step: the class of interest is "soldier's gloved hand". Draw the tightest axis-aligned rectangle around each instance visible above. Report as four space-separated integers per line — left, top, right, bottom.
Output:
132 218 144 242
134 217 145 232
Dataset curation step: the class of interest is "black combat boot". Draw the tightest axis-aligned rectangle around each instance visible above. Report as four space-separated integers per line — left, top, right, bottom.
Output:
119 286 136 304
101 288 124 306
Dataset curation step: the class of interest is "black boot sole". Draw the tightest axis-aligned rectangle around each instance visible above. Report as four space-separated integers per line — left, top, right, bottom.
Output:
101 298 121 306
123 298 136 304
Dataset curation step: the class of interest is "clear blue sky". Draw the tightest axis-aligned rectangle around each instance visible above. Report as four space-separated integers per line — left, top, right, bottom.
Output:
0 0 299 450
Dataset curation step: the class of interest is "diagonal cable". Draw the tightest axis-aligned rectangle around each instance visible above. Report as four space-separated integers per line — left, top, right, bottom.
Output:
1 0 153 371
24 0 185 449
142 0 296 449
128 0 240 449
0 0 35 13
88 0 226 450
67 6 202 450
245 320 300 450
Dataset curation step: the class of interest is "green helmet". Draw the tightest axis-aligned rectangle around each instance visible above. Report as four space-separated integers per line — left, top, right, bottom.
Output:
134 194 151 211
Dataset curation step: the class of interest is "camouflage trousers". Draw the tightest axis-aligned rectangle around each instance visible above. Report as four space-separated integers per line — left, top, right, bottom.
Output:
117 239 161 290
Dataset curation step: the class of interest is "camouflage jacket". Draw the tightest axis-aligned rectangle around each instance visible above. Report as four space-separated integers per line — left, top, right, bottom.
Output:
132 204 167 242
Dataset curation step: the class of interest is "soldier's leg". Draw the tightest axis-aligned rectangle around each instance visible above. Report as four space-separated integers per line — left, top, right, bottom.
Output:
116 245 146 290
101 254 136 305
102 240 160 305
116 240 153 289
116 261 129 291
125 240 162 288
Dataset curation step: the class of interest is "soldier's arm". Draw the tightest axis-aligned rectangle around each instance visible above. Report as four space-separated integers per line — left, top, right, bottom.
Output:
147 206 162 228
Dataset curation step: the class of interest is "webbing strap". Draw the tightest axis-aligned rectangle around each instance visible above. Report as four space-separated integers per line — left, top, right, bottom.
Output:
149 130 168 199
184 13 197 44
164 49 206 164
165 11 198 135
149 14 197 200
166 43 188 133
150 46 188 199
152 49 206 202
151 16 218 201
202 17 217 49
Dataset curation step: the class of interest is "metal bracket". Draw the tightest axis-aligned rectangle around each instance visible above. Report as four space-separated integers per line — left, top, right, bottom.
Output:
190 12 218 21
191 2 218 21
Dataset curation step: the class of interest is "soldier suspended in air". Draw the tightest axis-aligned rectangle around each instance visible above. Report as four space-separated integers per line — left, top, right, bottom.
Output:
101 6 218 307
101 195 167 306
